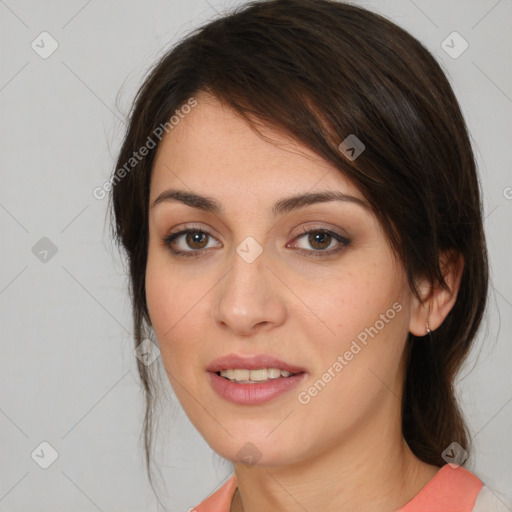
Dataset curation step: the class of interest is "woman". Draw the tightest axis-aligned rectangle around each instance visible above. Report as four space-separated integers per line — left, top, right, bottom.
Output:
109 0 508 510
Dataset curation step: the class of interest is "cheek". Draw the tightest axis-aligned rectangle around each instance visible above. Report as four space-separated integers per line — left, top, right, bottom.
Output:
145 267 204 410
145 254 187 360
146 245 200 332
300 260 404 342
291 280 408 440
292 256 409 395
145 253 215 380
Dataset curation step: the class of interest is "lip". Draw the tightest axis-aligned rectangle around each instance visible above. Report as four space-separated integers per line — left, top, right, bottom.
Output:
206 353 306 374
208 371 308 405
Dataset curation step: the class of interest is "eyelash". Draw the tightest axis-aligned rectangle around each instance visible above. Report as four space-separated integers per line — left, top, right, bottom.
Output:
162 224 351 259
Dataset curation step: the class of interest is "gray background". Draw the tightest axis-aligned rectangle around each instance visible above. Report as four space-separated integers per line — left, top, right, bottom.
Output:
0 0 511 510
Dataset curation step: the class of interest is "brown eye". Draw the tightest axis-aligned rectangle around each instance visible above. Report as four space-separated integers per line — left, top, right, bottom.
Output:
289 228 351 258
163 227 221 257
308 231 332 250
185 231 209 249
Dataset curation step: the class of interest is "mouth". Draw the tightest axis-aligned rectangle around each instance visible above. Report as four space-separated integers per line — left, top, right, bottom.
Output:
206 354 308 405
214 368 304 383
206 353 306 375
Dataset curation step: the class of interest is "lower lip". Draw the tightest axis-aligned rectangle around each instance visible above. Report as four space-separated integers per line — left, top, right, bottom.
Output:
208 371 308 405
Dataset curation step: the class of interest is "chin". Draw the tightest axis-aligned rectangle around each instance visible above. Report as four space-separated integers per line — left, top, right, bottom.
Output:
204 434 303 468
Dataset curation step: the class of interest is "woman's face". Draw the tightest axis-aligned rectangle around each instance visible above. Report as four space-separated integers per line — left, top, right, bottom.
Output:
146 92 416 467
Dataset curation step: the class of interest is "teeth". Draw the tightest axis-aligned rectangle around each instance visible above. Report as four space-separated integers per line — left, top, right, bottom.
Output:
219 368 296 382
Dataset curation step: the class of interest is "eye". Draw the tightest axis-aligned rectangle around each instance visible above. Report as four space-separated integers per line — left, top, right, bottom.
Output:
162 225 351 259
288 227 351 257
163 226 221 258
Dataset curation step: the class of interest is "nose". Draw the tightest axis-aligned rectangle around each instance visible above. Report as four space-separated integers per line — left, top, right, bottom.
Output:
211 244 287 336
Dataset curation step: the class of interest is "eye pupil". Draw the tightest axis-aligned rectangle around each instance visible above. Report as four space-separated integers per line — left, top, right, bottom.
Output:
309 231 331 250
186 231 208 249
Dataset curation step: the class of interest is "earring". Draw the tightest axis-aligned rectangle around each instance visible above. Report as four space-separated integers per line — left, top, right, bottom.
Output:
426 321 431 335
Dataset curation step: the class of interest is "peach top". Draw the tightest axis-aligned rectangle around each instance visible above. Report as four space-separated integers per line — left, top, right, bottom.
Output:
193 464 486 511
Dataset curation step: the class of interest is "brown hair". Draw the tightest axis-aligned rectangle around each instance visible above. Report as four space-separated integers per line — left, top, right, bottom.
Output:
109 0 488 487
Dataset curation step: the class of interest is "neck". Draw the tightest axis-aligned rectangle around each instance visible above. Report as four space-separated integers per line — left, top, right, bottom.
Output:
230 393 439 512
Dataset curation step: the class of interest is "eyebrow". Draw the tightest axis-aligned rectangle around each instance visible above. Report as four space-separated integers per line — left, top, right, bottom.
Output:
150 189 369 216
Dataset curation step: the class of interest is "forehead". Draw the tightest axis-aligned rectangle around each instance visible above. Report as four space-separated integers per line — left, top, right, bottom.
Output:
150 92 363 204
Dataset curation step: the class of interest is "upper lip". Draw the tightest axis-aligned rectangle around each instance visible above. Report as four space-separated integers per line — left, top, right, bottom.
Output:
206 354 306 374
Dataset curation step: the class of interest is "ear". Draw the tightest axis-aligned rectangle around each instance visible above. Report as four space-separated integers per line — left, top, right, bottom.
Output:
409 250 464 336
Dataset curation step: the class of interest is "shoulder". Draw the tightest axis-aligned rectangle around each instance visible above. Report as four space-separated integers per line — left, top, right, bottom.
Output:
472 486 512 512
192 474 237 512
399 464 482 511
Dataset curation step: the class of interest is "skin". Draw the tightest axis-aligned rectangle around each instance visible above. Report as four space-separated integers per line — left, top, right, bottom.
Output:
145 91 463 512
